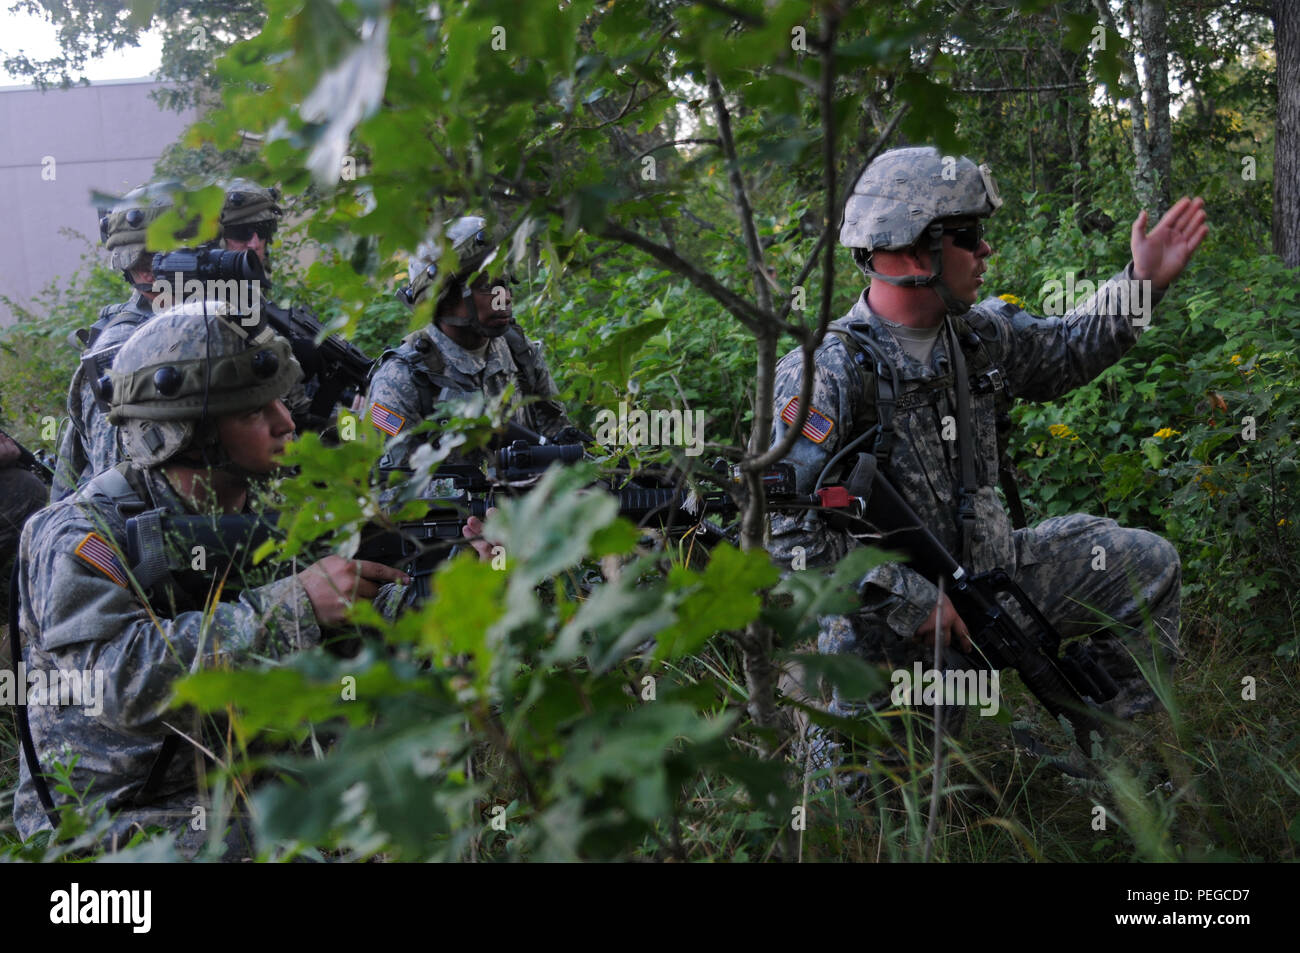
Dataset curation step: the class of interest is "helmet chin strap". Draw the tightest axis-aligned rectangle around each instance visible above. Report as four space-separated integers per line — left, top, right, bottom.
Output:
856 222 972 317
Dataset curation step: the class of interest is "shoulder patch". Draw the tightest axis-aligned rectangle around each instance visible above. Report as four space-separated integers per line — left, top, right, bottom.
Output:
780 396 835 444
370 402 406 436
74 532 129 588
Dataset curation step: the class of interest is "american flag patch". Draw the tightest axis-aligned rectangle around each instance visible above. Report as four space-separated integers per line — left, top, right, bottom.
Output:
780 396 835 444
75 532 129 588
370 402 405 437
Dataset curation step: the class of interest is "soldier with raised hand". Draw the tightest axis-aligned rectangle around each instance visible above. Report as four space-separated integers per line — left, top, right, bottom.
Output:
366 216 577 481
11 302 408 857
52 183 177 502
770 146 1207 749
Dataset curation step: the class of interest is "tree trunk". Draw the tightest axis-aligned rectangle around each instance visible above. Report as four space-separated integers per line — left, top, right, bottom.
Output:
1275 0 1300 266
1095 0 1158 209
1139 0 1173 214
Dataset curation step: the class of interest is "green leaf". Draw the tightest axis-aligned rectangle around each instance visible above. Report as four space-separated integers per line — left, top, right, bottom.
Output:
585 318 670 386
656 544 781 659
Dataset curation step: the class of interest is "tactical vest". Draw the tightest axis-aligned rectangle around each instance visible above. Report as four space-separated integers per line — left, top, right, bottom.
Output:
374 323 541 418
75 301 154 410
825 312 1027 530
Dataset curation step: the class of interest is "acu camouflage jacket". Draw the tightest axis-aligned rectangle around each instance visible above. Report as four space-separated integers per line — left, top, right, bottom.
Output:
14 464 320 840
768 263 1164 642
365 321 572 474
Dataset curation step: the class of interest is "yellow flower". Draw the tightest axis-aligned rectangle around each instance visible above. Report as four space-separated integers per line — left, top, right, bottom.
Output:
1152 427 1181 439
1230 354 1242 365
1049 423 1074 440
1279 518 1289 527
999 293 1028 309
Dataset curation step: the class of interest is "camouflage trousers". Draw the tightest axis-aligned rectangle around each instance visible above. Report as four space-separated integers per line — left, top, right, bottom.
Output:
809 514 1182 748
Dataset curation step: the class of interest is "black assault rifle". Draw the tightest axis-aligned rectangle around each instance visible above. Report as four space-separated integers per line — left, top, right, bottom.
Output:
121 436 801 608
833 452 1118 753
150 247 374 427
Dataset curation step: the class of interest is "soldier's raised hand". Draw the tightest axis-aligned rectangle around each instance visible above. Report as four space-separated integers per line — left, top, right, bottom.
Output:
1131 196 1208 290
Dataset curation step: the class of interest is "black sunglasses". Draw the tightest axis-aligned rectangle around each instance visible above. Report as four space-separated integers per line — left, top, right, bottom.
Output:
225 221 277 242
943 221 985 252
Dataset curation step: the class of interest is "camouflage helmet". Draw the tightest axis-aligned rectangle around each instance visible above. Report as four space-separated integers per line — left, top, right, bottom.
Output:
220 179 283 229
399 216 500 309
106 301 301 467
840 146 1002 252
100 182 179 271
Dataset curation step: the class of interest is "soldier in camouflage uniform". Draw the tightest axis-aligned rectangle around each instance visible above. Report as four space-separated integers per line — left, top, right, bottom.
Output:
366 216 576 487
51 184 176 501
13 303 407 856
770 147 1207 744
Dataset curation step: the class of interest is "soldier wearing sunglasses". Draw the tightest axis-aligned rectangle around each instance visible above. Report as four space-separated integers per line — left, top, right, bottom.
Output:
768 146 1207 768
218 181 337 433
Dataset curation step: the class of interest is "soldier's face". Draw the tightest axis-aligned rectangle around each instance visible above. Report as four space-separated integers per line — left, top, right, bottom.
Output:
218 398 296 473
939 219 992 303
224 228 271 271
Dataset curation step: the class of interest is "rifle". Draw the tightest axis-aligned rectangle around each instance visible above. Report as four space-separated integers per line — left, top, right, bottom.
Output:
150 248 375 427
834 452 1118 753
122 437 804 608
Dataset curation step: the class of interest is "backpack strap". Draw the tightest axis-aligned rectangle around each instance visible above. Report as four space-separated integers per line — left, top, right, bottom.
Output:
824 327 895 470
945 320 980 565
502 324 538 397
370 328 446 419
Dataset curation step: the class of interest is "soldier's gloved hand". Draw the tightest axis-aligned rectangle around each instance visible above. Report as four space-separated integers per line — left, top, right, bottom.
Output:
914 592 972 653
299 555 411 627
0 432 19 467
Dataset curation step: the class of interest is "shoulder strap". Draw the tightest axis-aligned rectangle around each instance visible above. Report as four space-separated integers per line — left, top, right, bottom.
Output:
10 561 60 830
825 327 897 470
952 313 1027 528
945 321 980 565
371 329 445 419
72 301 131 351
502 324 537 395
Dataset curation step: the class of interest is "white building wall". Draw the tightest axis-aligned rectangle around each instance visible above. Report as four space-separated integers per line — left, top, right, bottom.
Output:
0 77 196 324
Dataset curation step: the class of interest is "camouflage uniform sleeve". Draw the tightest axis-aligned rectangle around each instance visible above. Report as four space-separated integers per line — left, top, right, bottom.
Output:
365 356 428 471
768 341 939 641
24 508 321 735
983 262 1168 401
516 337 572 440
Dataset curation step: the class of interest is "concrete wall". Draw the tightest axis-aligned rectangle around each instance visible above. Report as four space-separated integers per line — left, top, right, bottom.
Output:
0 78 197 325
